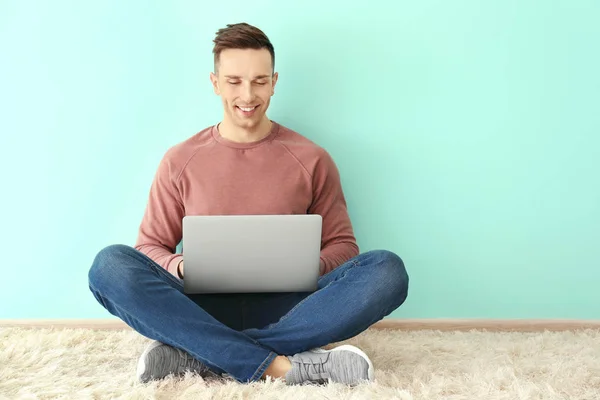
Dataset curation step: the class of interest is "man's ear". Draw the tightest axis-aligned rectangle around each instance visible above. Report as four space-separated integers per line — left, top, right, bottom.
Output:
271 72 279 95
210 72 220 95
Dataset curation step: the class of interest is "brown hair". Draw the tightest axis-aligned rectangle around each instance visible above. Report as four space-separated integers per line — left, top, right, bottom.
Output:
212 23 275 73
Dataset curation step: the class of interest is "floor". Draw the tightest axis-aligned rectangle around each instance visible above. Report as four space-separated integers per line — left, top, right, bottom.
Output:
1 326 599 399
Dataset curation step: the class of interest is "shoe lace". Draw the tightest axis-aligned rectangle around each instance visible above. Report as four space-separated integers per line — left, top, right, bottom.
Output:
176 348 205 372
300 356 328 380
305 361 325 376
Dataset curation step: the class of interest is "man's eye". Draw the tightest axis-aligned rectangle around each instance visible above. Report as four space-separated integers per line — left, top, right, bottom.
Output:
255 81 267 85
228 81 240 85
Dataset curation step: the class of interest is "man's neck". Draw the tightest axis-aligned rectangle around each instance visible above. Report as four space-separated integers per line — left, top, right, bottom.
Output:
218 117 272 143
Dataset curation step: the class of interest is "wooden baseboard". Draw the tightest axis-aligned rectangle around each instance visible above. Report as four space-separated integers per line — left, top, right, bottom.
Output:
373 319 600 331
1 319 599 332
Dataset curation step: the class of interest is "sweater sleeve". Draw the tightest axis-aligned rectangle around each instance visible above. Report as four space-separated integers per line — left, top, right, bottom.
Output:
134 150 185 277
309 149 359 275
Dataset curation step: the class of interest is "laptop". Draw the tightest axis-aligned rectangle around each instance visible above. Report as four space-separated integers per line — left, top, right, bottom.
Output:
182 214 323 294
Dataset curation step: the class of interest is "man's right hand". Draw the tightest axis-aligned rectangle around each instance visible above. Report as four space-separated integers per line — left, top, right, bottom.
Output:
177 260 184 278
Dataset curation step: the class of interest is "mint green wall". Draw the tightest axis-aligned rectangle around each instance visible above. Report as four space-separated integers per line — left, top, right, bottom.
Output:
1 1 598 320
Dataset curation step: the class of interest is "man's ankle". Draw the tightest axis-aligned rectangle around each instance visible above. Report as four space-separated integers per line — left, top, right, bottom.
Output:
261 355 292 380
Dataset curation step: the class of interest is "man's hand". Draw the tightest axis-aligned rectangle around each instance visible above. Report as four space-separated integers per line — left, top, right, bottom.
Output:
177 260 184 279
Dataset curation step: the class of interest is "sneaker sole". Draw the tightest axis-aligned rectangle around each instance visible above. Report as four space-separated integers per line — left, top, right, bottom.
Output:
313 344 374 382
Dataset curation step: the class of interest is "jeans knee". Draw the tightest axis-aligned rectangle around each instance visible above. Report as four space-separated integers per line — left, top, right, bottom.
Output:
88 244 136 290
368 250 409 305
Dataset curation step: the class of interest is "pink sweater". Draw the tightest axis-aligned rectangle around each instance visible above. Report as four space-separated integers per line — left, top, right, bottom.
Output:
134 121 359 277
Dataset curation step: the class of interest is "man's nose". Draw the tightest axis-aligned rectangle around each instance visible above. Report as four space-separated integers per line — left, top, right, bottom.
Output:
240 82 255 102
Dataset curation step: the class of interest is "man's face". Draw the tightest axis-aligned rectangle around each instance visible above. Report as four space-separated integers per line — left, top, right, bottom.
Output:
210 48 278 130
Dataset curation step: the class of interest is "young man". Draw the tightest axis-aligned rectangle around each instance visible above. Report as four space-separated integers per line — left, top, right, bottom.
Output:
88 23 409 386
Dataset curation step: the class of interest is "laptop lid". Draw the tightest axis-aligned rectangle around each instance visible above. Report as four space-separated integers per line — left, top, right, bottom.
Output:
182 214 322 294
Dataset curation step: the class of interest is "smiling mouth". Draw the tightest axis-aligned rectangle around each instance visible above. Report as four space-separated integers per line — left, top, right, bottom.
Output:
235 105 260 117
236 105 258 112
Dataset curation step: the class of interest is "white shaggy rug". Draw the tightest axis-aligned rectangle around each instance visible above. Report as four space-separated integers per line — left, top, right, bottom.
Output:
1 327 599 399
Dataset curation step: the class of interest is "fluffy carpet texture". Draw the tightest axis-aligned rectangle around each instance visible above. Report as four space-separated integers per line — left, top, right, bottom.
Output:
1 327 599 399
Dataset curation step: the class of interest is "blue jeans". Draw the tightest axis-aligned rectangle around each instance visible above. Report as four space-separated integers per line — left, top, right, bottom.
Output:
88 244 409 383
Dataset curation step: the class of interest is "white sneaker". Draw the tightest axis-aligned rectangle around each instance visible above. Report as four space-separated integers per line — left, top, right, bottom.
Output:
284 345 374 386
136 340 214 382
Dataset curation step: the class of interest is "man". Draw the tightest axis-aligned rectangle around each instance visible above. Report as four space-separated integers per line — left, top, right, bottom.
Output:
88 22 409 386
